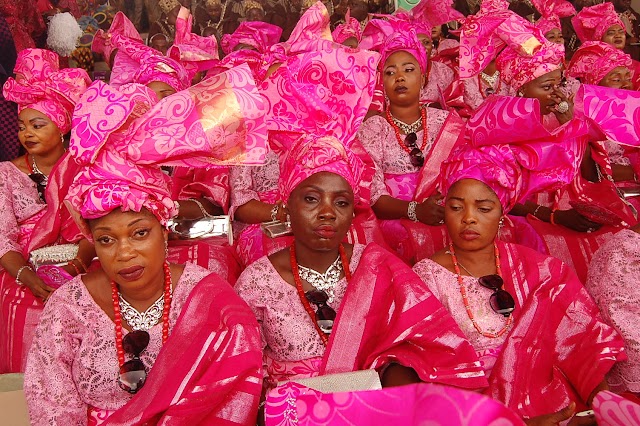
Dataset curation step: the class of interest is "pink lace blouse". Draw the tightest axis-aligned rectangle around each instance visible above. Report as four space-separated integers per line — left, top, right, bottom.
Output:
356 110 449 204
463 75 511 111
24 262 209 424
229 150 280 218
586 229 640 393
0 162 47 260
234 244 365 364
421 62 455 104
412 259 508 375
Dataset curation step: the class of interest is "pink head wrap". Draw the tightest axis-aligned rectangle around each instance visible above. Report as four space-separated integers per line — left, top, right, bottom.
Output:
380 28 428 74
92 11 142 66
332 9 362 44
496 38 564 90
441 95 583 212
278 136 366 202
572 3 625 43
531 0 575 35
2 49 91 134
360 18 396 51
411 0 463 32
459 3 545 78
567 41 632 85
65 64 268 229
221 21 282 55
167 7 220 74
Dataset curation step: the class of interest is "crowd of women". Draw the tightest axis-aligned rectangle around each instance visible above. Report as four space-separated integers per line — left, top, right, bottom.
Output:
2 0 640 424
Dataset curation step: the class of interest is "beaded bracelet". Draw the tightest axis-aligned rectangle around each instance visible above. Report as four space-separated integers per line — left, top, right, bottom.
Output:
407 201 419 222
15 265 33 286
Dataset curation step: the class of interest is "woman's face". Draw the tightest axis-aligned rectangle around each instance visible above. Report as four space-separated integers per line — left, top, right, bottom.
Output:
245 7 265 22
544 28 564 45
205 3 222 19
287 172 355 253
431 25 443 40
520 68 563 115
17 108 63 156
147 81 177 100
90 208 168 290
445 179 502 253
417 33 434 58
382 50 425 107
599 66 633 89
602 24 626 50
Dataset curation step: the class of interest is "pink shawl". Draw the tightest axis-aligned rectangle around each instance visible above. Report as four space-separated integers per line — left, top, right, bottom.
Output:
103 272 263 425
322 243 488 389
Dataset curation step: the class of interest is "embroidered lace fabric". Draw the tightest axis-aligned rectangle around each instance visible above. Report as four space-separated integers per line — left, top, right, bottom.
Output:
463 76 511 111
0 162 47 261
421 62 455 104
229 150 280 219
604 140 632 166
234 244 365 370
24 262 209 424
357 110 448 204
586 229 640 393
412 259 507 375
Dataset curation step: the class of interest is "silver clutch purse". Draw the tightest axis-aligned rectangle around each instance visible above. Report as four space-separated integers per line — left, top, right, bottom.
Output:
284 369 382 394
29 244 79 269
260 220 292 238
167 215 233 245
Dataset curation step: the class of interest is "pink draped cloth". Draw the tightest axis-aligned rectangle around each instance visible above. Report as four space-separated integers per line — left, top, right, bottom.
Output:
91 11 142 67
413 241 626 419
236 243 488 388
25 263 263 425
167 7 220 75
593 391 640 426
586 229 640 394
266 382 524 426
221 21 282 55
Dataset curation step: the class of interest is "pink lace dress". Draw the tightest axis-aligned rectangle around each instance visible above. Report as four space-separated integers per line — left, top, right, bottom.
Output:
586 229 640 393
420 62 455 105
234 243 365 385
412 259 507 376
24 262 209 425
0 161 47 373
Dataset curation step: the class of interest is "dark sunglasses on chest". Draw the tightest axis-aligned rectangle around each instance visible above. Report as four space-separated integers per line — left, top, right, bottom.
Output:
404 133 425 168
305 290 336 334
478 274 515 317
118 330 150 394
28 173 47 203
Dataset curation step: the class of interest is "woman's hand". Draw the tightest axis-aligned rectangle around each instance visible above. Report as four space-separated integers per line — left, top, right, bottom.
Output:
554 209 602 233
550 89 574 125
20 268 55 303
524 402 596 426
416 194 445 226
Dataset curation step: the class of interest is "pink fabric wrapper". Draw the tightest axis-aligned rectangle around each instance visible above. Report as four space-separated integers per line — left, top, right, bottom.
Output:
531 0 575 34
167 7 220 74
572 2 626 43
221 21 283 55
91 11 142 66
567 41 633 85
2 49 91 134
496 38 564 90
593 391 640 426
331 9 361 44
65 63 268 227
459 6 545 78
266 382 525 426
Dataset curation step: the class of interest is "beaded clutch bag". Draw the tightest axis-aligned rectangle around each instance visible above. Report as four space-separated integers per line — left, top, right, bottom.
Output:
167 215 233 245
29 244 79 269
285 369 382 394
261 220 292 239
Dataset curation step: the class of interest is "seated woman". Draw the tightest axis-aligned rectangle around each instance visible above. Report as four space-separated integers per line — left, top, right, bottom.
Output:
24 68 267 424
533 0 575 47
235 136 488 407
0 48 93 373
412 137 626 423
586 223 640 397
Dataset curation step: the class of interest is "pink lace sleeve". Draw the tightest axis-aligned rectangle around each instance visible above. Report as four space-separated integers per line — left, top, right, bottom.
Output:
421 62 455 104
229 151 281 218
24 279 88 425
586 229 640 393
229 164 260 219
0 162 47 259
357 116 392 205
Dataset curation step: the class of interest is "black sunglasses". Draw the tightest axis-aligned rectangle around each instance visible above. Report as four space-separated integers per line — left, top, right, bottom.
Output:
478 275 515 317
404 133 425 168
118 330 150 394
28 173 47 203
305 290 336 334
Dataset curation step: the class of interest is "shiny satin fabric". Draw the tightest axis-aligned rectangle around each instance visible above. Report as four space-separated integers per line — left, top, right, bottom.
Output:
485 242 625 418
103 273 263 425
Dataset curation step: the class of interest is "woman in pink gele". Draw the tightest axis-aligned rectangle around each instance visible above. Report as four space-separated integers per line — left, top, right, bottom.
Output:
572 2 640 90
0 48 93 373
412 133 626 424
236 135 488 420
24 65 268 425
532 0 576 47
331 8 361 48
